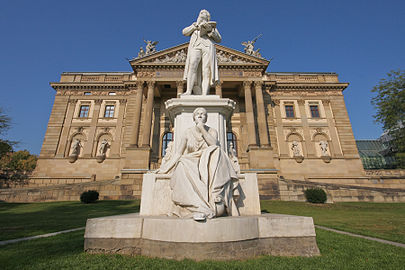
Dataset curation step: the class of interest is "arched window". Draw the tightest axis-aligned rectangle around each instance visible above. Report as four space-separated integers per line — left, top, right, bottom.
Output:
227 132 237 155
161 132 173 157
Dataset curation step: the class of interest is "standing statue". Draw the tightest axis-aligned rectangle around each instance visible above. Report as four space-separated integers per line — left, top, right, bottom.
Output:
319 141 329 156
144 40 159 55
156 108 240 221
98 139 109 156
137 47 145 58
291 141 301 156
71 139 82 156
182 9 221 95
228 142 241 174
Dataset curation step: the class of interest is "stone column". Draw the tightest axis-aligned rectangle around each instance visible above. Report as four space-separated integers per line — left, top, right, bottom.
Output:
130 81 144 147
254 81 270 146
297 99 315 157
142 81 155 147
243 81 257 147
176 81 184 97
110 99 127 157
83 99 102 157
215 80 223 97
322 99 343 157
56 98 77 157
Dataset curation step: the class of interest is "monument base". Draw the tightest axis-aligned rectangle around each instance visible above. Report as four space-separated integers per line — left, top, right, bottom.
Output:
84 213 320 260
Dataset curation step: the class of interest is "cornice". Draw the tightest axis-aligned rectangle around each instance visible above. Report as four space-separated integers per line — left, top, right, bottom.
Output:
50 82 126 91
265 82 349 91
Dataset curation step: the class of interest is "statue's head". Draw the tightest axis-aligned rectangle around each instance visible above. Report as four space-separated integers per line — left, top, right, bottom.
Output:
197 9 210 23
193 107 207 124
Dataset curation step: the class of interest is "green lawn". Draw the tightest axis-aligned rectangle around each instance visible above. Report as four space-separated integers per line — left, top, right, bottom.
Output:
261 201 405 244
1 228 404 270
0 200 139 241
1 200 405 269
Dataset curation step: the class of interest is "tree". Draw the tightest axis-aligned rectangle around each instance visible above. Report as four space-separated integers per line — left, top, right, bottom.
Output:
0 107 15 158
371 69 405 168
0 150 37 183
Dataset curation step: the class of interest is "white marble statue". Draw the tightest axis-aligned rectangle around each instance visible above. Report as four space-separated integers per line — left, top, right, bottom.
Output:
71 139 82 156
319 140 329 156
291 141 301 156
98 139 109 156
156 107 239 221
182 9 221 95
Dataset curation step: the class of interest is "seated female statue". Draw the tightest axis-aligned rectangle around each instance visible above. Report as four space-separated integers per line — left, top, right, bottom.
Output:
157 107 239 221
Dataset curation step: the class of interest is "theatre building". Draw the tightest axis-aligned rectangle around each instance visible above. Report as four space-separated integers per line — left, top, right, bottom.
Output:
28 42 391 202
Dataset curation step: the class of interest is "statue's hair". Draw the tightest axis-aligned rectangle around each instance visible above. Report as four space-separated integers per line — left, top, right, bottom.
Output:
193 107 208 122
199 9 211 21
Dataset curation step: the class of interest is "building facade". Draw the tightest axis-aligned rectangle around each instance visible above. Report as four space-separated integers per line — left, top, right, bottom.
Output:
33 43 366 198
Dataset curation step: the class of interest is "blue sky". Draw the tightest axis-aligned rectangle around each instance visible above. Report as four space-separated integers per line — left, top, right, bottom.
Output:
0 0 404 155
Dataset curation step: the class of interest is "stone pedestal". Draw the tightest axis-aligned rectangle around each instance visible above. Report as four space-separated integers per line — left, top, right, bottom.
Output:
84 213 320 260
165 95 235 152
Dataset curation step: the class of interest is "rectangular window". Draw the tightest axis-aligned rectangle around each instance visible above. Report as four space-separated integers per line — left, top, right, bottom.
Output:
108 92 116 96
84 92 92 95
104 105 115 118
310 105 320 118
285 105 295 118
78 105 90 118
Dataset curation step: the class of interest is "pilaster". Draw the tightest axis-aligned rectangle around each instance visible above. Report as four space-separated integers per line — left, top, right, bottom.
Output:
82 99 102 157
142 81 155 147
110 99 127 157
297 99 315 157
55 98 77 157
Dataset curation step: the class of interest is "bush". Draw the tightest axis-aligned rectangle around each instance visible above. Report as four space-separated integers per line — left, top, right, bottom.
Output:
80 190 99 204
304 188 327 203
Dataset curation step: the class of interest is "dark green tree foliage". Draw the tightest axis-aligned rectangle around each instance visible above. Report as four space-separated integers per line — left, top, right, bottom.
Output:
80 190 99 203
305 188 327 203
371 70 405 168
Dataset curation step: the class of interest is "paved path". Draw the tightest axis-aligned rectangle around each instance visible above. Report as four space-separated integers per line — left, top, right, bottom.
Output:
0 227 85 246
315 225 405 248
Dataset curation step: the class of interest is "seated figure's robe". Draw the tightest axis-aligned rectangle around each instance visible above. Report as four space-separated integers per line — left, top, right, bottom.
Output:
169 127 239 218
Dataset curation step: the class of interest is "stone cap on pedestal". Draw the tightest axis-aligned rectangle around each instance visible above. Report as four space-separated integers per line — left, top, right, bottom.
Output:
165 95 235 124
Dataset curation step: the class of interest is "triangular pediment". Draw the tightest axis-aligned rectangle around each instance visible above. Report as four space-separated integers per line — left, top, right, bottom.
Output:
129 43 270 69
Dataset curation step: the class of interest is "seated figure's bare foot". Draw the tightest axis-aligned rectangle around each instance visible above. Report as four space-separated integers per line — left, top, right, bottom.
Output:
181 91 192 96
193 212 206 221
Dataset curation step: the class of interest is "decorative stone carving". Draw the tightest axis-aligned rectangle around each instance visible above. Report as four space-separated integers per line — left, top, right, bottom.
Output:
182 9 221 96
144 40 159 55
96 139 109 163
156 107 240 221
241 34 263 58
228 142 240 174
319 140 331 163
137 47 145 58
291 140 304 163
69 139 82 163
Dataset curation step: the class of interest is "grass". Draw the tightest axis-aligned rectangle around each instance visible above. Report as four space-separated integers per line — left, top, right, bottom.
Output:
0 200 139 241
1 228 404 269
1 200 404 269
261 201 405 244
